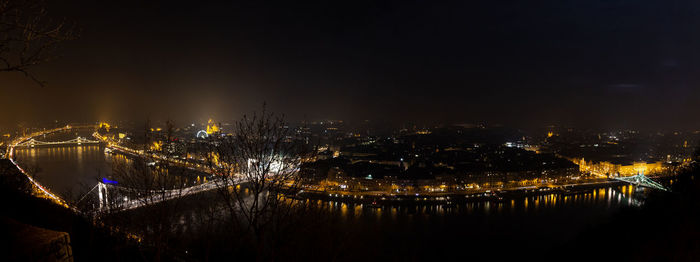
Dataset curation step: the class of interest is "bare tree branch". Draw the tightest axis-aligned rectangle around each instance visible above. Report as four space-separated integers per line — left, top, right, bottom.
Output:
0 0 77 86
205 104 317 258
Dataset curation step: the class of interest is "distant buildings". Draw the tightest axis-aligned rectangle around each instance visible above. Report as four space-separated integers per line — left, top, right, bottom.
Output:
573 158 667 177
97 120 698 195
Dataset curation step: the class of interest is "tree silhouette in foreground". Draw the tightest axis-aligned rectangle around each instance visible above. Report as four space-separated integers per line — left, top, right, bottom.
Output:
206 105 317 259
82 120 197 261
0 0 76 85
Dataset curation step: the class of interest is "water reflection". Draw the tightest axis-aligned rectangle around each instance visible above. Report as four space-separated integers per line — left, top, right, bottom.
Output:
13 129 650 220
15 144 109 198
316 183 645 222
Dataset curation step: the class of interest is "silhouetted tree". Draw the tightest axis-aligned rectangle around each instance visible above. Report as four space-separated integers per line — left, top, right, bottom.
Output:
0 0 76 85
206 105 316 259
91 120 196 261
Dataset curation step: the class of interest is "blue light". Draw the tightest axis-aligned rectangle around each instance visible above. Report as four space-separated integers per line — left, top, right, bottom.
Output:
102 178 118 184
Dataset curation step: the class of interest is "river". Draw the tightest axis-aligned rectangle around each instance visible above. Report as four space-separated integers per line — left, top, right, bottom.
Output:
12 129 652 223
8 128 678 260
12 129 113 199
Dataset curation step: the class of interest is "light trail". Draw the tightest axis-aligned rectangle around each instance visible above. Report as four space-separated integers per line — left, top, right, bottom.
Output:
5 125 93 209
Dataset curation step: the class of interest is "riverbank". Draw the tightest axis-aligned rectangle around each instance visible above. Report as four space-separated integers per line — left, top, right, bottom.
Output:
0 159 144 261
297 179 645 206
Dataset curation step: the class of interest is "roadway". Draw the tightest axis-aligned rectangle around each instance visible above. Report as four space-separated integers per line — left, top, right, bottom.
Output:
5 125 98 209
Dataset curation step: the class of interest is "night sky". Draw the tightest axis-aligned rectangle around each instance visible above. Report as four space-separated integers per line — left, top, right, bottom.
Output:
2 0 700 129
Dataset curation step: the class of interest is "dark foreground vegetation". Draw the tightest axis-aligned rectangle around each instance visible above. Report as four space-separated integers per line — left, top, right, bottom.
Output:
3 156 700 261
0 159 144 261
557 163 700 261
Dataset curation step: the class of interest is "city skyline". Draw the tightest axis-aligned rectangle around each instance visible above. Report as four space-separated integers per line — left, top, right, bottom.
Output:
2 1 700 261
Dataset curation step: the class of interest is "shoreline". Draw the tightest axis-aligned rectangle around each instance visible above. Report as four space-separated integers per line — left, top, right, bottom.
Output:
296 179 660 206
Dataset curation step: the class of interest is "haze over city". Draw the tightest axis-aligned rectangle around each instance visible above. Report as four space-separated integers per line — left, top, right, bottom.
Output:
2 0 700 129
2 1 700 261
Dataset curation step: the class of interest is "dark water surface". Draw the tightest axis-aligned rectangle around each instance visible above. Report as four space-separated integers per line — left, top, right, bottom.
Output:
13 129 113 198
9 129 692 261
13 129 648 212
12 129 658 259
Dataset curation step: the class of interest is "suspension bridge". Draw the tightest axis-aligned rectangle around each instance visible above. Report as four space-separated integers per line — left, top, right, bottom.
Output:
6 123 672 216
78 176 246 213
5 125 101 209
14 137 100 148
613 172 669 191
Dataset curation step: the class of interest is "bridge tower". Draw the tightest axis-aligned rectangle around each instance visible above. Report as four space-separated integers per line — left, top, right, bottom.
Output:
97 182 109 211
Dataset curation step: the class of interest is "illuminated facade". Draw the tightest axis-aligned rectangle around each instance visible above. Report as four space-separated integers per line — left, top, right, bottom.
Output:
206 119 220 134
99 122 111 132
574 158 665 177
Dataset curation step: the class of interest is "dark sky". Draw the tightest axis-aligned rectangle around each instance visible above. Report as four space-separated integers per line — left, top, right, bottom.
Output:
2 0 700 129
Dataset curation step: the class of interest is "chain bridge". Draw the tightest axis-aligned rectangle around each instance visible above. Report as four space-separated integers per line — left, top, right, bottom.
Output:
14 137 100 148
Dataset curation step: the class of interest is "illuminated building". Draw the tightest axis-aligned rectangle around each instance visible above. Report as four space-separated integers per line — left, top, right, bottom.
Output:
99 122 111 132
151 141 163 151
574 158 665 177
206 119 220 135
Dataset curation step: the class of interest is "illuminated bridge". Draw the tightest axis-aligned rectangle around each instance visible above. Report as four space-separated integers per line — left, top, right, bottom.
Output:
14 137 100 147
6 125 100 210
613 172 669 191
14 137 101 148
79 176 245 213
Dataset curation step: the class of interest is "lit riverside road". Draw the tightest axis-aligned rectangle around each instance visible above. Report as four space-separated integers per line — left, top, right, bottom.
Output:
6 125 96 209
